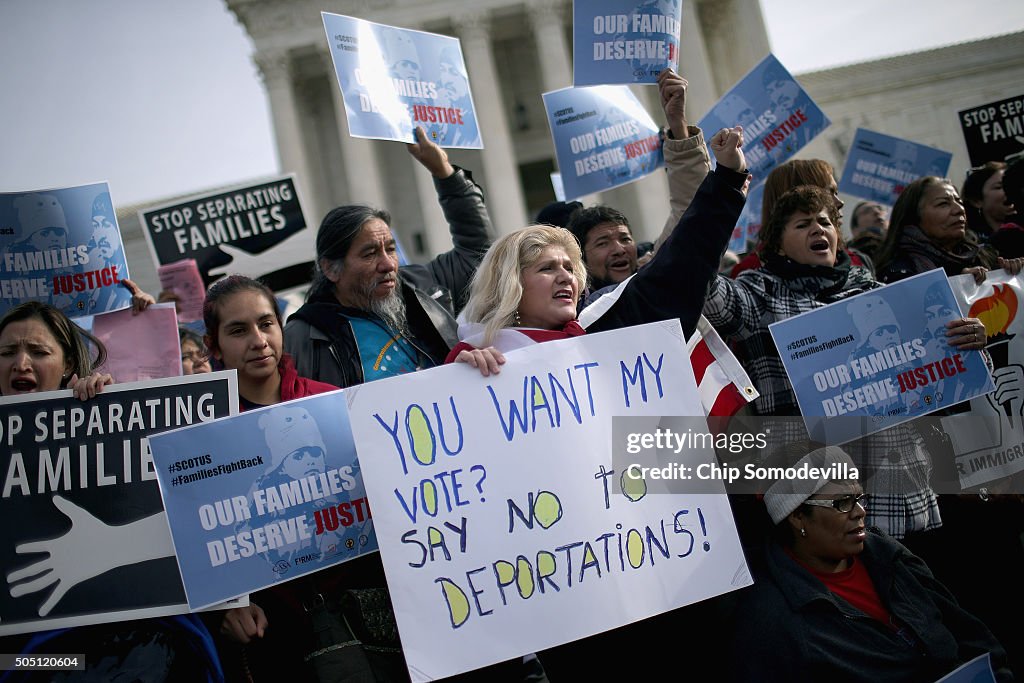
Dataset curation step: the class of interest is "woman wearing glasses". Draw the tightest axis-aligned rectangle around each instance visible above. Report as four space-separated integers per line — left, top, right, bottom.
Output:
730 446 1012 682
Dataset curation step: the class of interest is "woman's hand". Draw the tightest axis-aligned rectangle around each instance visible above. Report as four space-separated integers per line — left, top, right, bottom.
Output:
454 347 506 377
998 257 1024 276
709 126 746 173
946 317 988 350
122 279 156 315
67 371 113 400
220 604 268 644
961 265 987 284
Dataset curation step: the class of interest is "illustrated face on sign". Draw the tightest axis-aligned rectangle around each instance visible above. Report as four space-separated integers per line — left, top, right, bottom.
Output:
925 302 957 342
765 75 800 114
281 446 327 480
439 52 469 103
382 30 421 81
718 93 757 130
89 215 118 261
27 227 67 252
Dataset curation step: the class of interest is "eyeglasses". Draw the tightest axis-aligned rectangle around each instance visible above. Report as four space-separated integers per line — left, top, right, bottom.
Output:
803 493 869 514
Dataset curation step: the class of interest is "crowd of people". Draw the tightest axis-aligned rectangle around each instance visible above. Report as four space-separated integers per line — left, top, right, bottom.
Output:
2 63 1023 682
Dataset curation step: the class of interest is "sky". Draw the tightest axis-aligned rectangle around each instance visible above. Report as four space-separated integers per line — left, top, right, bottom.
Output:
1 0 1023 207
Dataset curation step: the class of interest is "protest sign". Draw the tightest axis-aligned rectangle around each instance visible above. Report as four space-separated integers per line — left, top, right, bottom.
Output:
838 128 952 206
729 182 764 254
0 372 238 636
543 85 664 199
0 182 132 319
323 13 482 149
92 303 182 382
936 653 996 683
769 269 994 444
157 258 205 322
140 176 309 292
345 320 749 681
958 94 1024 166
149 390 378 610
573 0 681 85
943 270 1024 488
698 54 829 184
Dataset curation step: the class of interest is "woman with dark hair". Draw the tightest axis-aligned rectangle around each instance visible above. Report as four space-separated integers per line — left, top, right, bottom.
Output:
731 446 1012 682
0 300 111 398
179 325 211 375
963 162 1017 239
875 175 1023 284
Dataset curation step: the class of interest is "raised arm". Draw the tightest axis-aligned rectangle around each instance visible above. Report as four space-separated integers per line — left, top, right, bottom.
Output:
405 126 493 312
586 128 747 339
653 68 713 252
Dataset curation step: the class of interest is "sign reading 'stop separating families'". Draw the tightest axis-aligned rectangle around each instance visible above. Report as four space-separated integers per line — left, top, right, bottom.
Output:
573 0 682 85
149 390 378 610
769 269 994 444
323 13 482 149
140 176 309 291
0 183 133 319
0 372 238 636
543 85 664 199
698 54 829 184
345 320 749 681
958 94 1024 166
838 129 952 206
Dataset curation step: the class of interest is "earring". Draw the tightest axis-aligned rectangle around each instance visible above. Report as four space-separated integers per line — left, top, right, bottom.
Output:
800 528 807 537
513 310 521 326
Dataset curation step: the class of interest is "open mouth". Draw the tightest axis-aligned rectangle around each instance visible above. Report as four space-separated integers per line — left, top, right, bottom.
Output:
553 289 574 302
10 378 38 392
809 239 830 253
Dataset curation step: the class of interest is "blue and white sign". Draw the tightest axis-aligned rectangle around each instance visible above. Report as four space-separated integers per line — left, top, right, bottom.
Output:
698 54 830 184
149 391 378 610
769 269 994 444
322 13 482 148
573 0 682 85
838 128 953 206
543 85 664 199
729 182 764 254
0 182 132 319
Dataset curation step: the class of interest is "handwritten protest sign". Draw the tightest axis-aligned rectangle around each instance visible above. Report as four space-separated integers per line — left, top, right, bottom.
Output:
838 128 952 206
92 303 182 382
573 0 681 85
345 320 749 681
699 54 829 185
157 258 205 322
943 270 1024 488
959 94 1024 166
0 372 238 636
140 176 308 291
323 13 482 148
0 182 132 319
770 269 994 444
543 85 664 199
149 390 378 609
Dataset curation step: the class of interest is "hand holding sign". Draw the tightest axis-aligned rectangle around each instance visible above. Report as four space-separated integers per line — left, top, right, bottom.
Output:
7 496 168 616
657 68 688 139
407 126 455 179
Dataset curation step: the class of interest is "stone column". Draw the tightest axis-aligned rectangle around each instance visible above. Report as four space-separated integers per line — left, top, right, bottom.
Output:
255 48 320 223
677 0 718 121
527 0 572 93
320 49 386 210
454 11 528 234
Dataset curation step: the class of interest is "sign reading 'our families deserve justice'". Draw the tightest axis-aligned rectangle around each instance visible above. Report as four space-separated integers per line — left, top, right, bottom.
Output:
543 85 664 199
838 128 952 207
140 176 309 292
0 372 238 636
149 390 378 610
0 182 133 319
769 269 994 444
323 13 482 148
573 0 682 85
345 320 750 681
698 54 829 187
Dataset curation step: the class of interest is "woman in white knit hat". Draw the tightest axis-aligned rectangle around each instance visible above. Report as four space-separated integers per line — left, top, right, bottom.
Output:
730 445 1012 682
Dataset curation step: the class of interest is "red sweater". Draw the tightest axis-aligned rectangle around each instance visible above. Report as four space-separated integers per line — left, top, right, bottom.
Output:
239 355 337 411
